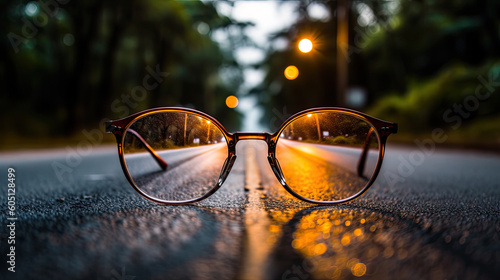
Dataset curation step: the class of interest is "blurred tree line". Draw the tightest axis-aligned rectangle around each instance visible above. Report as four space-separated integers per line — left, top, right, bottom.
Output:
252 0 500 146
1 0 247 145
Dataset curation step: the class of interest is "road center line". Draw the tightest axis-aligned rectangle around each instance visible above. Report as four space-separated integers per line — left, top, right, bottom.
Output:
241 142 272 280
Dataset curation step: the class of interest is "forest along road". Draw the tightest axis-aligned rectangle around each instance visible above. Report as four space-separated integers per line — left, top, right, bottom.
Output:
0 141 499 280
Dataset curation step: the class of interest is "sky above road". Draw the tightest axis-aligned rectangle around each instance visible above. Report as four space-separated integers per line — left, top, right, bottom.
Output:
212 1 330 131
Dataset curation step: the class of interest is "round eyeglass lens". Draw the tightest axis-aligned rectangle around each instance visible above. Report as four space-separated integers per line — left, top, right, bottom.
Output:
276 111 380 202
122 111 228 202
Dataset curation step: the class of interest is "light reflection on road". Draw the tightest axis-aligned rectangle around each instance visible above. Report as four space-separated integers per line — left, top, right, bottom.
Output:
278 139 378 175
265 206 456 280
0 141 496 279
276 139 375 202
247 141 459 280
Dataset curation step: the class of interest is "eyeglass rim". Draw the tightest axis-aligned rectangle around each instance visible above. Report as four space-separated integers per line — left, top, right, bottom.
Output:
108 108 232 205
106 107 397 205
269 107 396 204
107 106 397 140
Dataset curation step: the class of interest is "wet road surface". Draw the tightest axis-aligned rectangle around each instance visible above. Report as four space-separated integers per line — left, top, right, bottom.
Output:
0 141 499 280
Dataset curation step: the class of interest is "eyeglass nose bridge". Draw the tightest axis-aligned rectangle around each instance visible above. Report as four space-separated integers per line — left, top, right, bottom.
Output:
229 132 287 188
233 132 272 142
227 132 273 156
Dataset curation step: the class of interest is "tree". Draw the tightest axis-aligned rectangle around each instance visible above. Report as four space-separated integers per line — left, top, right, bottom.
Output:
0 0 247 143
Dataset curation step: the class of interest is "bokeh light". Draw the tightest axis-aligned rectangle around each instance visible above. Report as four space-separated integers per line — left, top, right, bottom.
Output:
24 2 39 16
225 95 239 108
63 34 75 46
298 38 313 53
284 65 299 80
351 262 367 277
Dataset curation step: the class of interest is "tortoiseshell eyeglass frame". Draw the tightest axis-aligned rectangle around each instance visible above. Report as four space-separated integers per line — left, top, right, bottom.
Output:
106 107 397 205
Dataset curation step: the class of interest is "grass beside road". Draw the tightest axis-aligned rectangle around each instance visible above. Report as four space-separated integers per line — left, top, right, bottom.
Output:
367 61 500 152
0 134 116 152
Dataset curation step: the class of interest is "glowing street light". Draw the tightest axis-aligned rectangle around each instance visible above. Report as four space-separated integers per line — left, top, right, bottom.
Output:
206 121 211 143
183 113 187 146
284 65 299 80
298 39 313 53
308 113 321 140
226 95 239 108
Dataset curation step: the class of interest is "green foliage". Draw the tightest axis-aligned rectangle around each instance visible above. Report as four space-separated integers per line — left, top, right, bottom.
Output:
325 135 357 146
362 0 500 99
0 0 246 142
368 61 500 141
448 115 500 146
159 138 177 150
251 0 500 147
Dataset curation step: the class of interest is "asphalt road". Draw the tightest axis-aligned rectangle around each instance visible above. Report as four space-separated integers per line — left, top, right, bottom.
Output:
0 140 499 280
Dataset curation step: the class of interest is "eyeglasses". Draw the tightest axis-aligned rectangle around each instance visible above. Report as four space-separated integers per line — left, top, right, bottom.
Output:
106 107 397 205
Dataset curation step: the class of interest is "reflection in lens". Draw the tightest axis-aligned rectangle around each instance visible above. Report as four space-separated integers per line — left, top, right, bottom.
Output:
276 111 380 202
122 111 228 202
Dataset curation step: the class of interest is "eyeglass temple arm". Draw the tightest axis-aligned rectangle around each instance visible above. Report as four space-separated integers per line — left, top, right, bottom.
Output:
356 127 374 177
127 129 168 171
